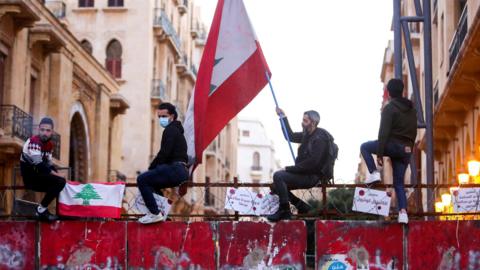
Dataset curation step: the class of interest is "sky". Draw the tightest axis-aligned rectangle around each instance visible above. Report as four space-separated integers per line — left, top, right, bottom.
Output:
196 0 393 183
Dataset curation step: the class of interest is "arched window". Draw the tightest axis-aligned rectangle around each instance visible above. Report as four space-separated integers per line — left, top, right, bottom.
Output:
252 152 261 169
80 39 93 54
106 39 122 78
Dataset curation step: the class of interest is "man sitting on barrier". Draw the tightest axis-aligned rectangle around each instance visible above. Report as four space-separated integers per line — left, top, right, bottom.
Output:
360 78 417 224
268 108 335 222
20 117 66 221
136 102 189 224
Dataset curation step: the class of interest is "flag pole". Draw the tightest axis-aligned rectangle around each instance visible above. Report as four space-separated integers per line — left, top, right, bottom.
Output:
265 71 296 163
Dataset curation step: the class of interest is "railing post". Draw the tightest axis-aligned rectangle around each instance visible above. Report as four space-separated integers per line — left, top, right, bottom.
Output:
321 182 327 217
233 176 239 221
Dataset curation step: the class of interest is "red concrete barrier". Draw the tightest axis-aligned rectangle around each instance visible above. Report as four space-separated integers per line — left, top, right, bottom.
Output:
39 221 126 269
219 221 306 269
127 222 215 269
0 222 35 270
316 221 404 269
408 220 480 269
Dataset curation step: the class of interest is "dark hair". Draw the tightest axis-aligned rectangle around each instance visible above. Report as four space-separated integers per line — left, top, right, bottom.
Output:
304 110 320 126
158 102 178 120
39 117 54 129
387 78 404 98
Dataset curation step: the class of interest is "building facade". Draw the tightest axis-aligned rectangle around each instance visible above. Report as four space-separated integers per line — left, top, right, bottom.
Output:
237 118 279 191
0 0 127 214
61 0 238 218
376 0 480 212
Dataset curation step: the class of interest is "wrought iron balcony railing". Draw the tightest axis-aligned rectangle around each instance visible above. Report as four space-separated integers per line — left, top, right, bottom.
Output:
153 8 182 53
151 79 167 100
448 6 468 72
0 105 33 142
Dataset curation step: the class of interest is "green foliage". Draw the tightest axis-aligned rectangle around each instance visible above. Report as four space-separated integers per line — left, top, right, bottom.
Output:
307 188 377 220
73 184 102 205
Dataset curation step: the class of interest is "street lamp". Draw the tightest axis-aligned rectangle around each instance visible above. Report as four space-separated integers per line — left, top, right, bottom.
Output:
441 193 452 206
468 160 480 177
458 173 470 185
435 201 444 213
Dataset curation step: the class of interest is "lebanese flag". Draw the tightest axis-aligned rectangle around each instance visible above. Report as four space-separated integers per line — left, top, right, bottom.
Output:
184 0 270 166
58 181 126 218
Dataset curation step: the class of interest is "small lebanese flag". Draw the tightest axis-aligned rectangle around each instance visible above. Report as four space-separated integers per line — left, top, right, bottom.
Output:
58 181 126 218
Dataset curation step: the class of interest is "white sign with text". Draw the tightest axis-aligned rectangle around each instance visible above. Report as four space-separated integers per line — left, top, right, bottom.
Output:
453 188 480 213
224 188 279 215
352 187 391 217
134 193 172 217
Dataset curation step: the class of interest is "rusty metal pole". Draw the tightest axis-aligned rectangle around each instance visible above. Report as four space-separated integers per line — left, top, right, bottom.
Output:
233 177 239 221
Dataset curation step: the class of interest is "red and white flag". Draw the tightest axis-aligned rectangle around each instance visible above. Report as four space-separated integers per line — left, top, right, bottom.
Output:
58 181 126 218
184 0 270 166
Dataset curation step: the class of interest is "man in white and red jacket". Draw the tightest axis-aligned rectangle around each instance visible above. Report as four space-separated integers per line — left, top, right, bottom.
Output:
20 117 65 221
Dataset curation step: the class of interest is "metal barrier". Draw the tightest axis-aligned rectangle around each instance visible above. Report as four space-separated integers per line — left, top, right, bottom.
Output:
2 178 479 220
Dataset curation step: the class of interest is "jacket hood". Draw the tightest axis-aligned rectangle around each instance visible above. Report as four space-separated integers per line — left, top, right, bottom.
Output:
170 120 184 134
391 97 414 112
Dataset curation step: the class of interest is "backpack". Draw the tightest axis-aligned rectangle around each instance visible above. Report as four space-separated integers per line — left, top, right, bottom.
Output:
318 128 339 184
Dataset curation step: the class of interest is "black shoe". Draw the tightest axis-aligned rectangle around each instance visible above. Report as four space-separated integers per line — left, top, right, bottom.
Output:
267 208 292 222
36 209 58 222
296 202 313 215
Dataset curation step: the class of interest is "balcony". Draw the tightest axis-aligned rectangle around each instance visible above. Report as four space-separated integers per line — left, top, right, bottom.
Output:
44 0 66 19
0 105 33 144
153 8 182 56
151 79 167 101
190 64 198 76
448 6 468 72
177 0 187 15
176 55 188 74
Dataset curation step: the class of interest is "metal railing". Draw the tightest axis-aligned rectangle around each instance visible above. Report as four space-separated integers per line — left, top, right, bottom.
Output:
45 0 66 19
151 79 167 100
448 6 468 71
2 179 480 220
191 64 198 76
51 132 61 160
0 105 33 142
153 8 182 53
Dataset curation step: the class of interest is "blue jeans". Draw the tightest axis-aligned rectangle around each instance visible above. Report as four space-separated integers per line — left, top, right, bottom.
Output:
360 140 411 210
137 163 188 215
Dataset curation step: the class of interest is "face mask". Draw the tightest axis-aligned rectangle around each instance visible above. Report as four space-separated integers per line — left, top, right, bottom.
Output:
159 117 170 128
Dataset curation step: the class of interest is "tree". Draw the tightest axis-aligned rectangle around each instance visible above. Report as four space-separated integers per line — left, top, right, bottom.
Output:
73 184 102 205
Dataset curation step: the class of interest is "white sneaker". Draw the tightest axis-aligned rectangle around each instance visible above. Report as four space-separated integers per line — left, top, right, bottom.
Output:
138 213 164 224
365 170 381 184
398 212 409 224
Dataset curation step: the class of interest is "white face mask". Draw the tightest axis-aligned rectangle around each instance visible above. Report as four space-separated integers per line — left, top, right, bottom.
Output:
159 117 170 128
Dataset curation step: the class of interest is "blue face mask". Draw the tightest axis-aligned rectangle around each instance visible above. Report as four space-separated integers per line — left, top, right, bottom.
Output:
159 117 170 128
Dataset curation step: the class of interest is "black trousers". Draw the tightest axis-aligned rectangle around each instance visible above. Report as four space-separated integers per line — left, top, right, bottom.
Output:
271 170 320 207
137 163 188 215
20 163 66 207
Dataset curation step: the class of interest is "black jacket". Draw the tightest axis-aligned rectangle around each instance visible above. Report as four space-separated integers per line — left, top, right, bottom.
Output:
378 97 417 157
280 117 331 177
149 120 188 170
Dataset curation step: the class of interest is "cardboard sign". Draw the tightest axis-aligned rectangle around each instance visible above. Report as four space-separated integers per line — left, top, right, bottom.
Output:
453 188 480 213
224 188 279 215
134 193 172 217
352 187 391 217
